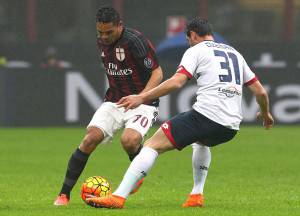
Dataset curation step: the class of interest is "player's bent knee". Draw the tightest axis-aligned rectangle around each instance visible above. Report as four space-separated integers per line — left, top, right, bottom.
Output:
144 128 175 154
121 133 142 153
80 137 98 153
80 128 104 153
144 140 173 155
144 141 162 154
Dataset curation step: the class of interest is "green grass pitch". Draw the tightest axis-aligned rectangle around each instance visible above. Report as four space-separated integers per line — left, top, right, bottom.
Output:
0 126 299 216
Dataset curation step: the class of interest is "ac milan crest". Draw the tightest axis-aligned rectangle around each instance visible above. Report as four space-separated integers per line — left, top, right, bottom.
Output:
115 47 125 61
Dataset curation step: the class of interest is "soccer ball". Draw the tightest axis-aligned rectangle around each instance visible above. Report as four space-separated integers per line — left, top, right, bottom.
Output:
81 176 112 203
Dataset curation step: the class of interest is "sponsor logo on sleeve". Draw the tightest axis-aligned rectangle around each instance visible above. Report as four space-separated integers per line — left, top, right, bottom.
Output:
144 57 153 69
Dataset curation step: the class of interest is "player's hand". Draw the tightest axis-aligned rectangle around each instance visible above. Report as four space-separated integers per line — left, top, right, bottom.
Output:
117 95 144 112
256 112 274 129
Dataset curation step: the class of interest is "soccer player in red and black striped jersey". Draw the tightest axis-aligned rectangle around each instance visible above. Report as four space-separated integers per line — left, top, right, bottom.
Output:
54 7 163 206
98 19 160 107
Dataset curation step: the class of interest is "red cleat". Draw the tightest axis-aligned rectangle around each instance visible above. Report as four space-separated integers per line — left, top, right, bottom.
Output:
54 194 69 206
182 194 204 208
130 178 144 195
87 194 126 209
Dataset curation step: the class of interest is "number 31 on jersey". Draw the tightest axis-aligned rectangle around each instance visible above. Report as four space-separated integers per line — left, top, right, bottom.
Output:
214 50 241 85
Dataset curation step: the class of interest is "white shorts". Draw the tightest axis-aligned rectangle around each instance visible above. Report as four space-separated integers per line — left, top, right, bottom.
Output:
87 102 158 143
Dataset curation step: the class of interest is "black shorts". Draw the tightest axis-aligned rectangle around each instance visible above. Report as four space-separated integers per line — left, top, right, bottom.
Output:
160 109 237 150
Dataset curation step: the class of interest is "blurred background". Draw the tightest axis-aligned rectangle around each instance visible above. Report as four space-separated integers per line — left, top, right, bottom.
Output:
0 0 299 126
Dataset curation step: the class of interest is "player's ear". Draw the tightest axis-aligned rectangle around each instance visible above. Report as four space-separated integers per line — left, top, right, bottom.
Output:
190 31 197 41
117 21 123 31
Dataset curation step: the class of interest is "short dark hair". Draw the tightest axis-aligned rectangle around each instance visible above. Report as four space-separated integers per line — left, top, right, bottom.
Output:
186 17 213 37
96 7 120 24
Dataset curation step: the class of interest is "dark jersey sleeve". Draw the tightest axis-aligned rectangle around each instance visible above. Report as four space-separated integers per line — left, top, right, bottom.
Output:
129 31 160 73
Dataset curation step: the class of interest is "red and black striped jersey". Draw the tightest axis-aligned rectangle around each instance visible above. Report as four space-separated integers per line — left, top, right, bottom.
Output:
97 27 160 107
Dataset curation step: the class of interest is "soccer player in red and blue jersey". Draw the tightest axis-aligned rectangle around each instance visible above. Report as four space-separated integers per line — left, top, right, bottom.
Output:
54 7 163 206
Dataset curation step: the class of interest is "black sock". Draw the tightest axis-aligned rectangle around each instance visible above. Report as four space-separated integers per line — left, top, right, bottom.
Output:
59 148 90 198
128 144 143 161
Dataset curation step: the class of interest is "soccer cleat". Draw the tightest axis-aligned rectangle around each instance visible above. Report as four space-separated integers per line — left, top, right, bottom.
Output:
87 194 126 209
182 194 204 208
54 194 69 206
130 178 144 194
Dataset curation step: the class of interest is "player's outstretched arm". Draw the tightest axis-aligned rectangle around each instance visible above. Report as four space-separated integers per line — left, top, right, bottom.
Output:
247 80 274 129
117 73 188 111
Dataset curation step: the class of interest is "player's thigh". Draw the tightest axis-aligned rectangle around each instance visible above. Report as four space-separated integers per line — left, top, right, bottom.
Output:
79 127 105 152
144 128 175 154
124 104 158 138
88 102 124 143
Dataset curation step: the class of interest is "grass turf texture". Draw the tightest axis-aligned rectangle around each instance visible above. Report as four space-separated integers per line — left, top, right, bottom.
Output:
0 126 299 216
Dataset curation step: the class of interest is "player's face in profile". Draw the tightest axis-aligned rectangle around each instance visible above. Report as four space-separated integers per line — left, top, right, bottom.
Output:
186 31 199 47
96 22 122 45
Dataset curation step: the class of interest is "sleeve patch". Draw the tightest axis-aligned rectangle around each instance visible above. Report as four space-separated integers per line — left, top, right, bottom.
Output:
144 57 153 69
